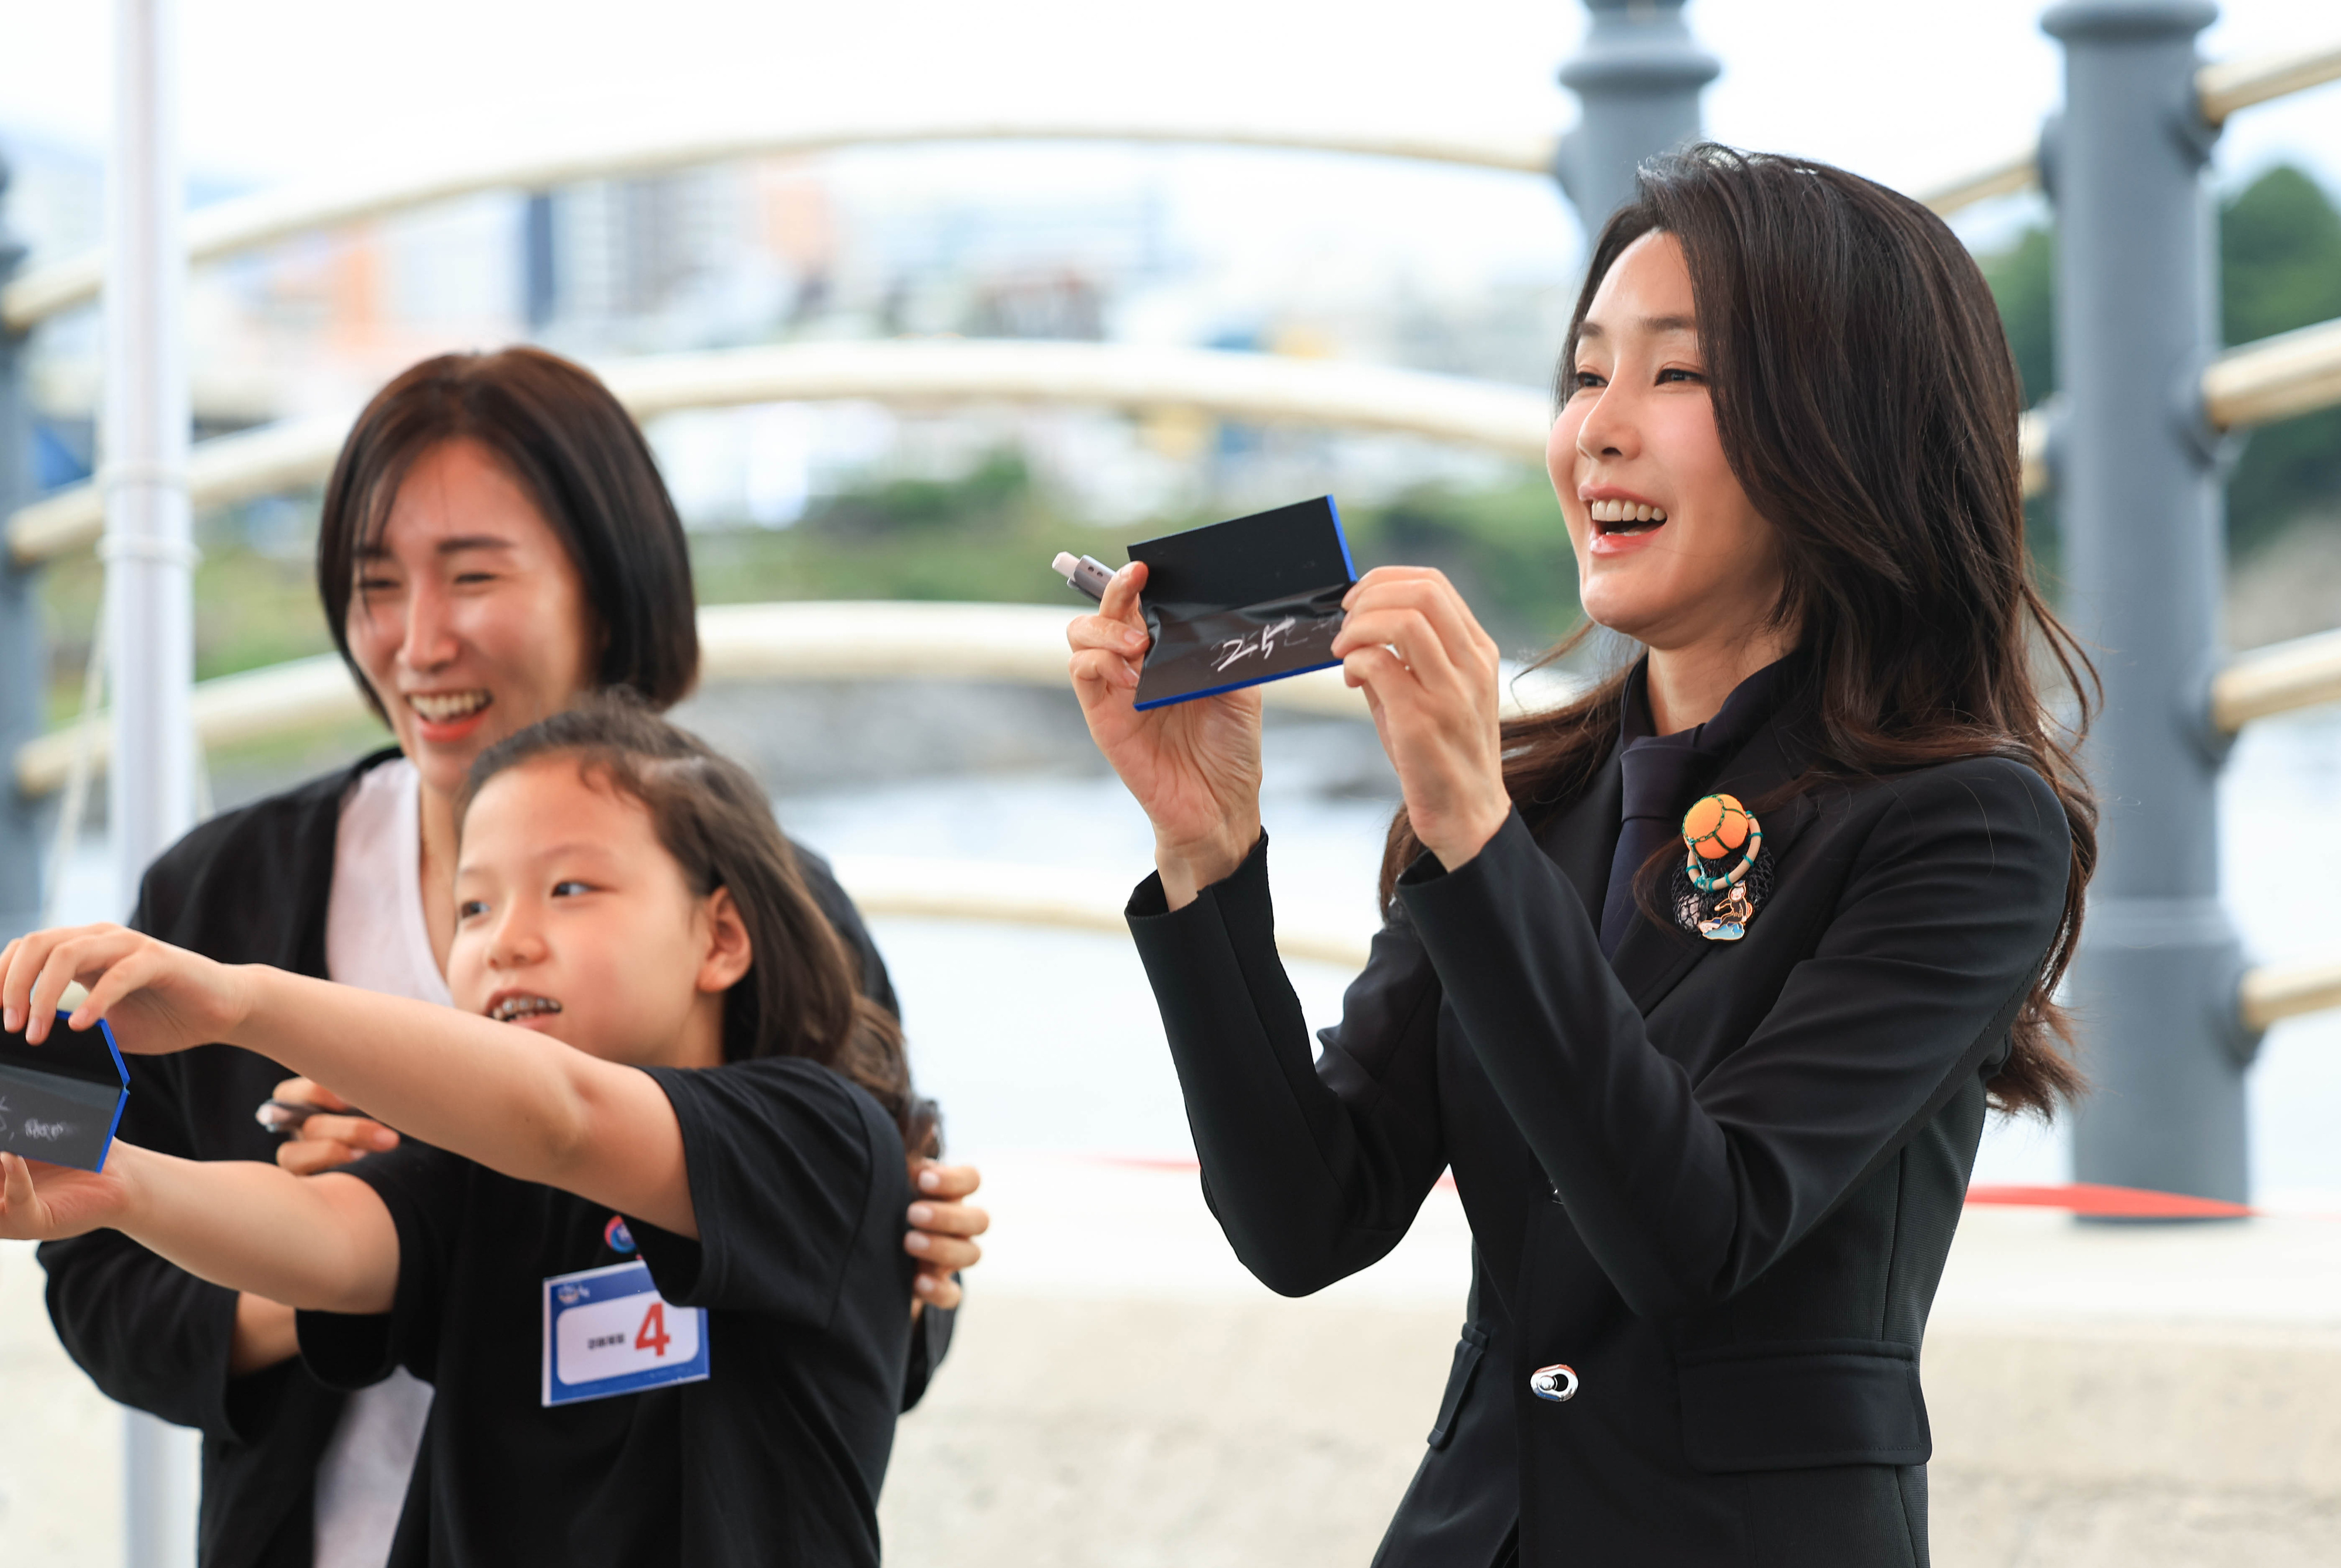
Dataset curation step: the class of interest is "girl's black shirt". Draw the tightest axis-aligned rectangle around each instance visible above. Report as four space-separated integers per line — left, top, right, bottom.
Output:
294 1055 915 1568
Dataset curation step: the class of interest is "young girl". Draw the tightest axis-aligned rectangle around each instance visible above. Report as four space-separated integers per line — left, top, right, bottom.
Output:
1 699 932 1567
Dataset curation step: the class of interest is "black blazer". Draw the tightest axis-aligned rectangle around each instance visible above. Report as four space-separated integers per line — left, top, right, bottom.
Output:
37 749 950 1568
1125 703 2069 1568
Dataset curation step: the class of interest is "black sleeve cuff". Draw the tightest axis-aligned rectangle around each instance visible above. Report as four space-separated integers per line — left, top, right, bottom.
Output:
1125 831 1271 925
37 1233 258 1444
296 1178 444 1392
1393 809 1537 895
1395 809 1536 905
630 1216 705 1306
1395 845 1449 888
902 1293 958 1411
295 1306 400 1394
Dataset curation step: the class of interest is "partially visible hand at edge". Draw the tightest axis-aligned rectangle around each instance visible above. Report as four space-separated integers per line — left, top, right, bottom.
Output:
270 1078 401 1176
904 1160 988 1312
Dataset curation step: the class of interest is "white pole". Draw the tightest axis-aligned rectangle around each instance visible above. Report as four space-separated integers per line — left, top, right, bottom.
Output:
105 1 200 1564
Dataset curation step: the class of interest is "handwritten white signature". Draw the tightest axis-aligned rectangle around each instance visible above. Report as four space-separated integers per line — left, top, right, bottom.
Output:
1210 615 1337 674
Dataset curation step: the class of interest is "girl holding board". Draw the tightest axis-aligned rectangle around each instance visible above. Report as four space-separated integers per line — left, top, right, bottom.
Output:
4 701 925 1567
37 348 983 1568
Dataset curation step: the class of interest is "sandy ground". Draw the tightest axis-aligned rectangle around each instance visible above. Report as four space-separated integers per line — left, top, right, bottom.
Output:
11 1159 2341 1566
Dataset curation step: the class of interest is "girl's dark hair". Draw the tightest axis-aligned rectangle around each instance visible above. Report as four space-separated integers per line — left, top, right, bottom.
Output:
457 695 935 1154
317 347 701 719
1379 145 2098 1117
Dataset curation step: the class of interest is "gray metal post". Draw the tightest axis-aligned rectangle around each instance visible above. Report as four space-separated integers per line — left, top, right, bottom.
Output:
109 1 203 1561
2045 0 2248 1204
1554 0 1721 231
523 191 557 331
105 0 195 898
0 150 40 945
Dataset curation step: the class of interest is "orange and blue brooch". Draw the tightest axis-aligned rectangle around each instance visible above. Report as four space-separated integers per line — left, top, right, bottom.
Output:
1676 793 1766 941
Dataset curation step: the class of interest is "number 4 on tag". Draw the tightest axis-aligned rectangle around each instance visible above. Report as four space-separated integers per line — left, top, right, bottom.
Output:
543 1260 709 1406
636 1299 672 1358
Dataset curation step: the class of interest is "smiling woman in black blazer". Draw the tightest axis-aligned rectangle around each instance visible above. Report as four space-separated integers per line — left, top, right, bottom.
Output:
1066 145 2097 1568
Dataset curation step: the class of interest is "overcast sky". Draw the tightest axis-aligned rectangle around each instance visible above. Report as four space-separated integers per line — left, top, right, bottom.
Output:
0 1 2330 284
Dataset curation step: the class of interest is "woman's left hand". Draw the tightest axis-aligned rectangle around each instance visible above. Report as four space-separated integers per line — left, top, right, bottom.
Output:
270 1078 401 1175
1332 567 1513 870
904 1161 988 1311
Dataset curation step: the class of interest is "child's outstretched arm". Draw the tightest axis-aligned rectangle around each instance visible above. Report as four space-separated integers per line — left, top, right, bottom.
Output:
0 1147 398 1313
2 924 698 1237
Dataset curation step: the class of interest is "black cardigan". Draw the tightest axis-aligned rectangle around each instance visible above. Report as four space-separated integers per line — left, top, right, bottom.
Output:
1125 705 2069 1568
37 750 952 1568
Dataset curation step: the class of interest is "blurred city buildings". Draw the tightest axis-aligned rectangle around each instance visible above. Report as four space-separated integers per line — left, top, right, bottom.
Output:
1 130 1573 550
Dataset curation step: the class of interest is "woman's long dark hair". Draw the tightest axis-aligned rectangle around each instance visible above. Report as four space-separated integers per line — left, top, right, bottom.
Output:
458 696 935 1154
317 347 701 720
1380 145 2097 1116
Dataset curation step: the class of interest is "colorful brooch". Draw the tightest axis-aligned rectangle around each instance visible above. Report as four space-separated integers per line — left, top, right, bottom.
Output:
1677 793 1765 941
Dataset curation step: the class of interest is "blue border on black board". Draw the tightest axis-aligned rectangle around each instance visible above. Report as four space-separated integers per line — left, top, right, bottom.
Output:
90 1015 129 1173
1325 495 1358 580
1134 655 1347 711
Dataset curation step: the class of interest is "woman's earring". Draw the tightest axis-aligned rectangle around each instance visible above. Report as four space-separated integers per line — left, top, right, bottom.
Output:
1675 793 1766 942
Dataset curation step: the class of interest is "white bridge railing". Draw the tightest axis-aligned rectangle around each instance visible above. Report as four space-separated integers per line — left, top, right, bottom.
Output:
12 599 1586 799
7 340 1556 568
0 115 1560 332
1919 37 2341 214
9 313 2337 569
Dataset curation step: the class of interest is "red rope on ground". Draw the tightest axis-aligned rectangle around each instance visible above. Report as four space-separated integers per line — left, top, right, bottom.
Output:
1962 1182 2253 1219
1083 1160 2255 1219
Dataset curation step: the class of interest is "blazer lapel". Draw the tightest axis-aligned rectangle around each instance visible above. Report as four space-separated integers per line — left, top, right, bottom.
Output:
1606 702 1822 1015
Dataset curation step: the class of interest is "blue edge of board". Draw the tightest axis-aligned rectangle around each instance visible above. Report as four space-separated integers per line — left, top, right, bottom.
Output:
87 1011 129 1174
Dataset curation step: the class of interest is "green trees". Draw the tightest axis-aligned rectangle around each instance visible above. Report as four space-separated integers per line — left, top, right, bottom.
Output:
2219 166 2341 554
1980 162 2341 557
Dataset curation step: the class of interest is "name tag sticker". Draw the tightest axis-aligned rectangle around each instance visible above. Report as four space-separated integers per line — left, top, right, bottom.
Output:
541 1260 709 1407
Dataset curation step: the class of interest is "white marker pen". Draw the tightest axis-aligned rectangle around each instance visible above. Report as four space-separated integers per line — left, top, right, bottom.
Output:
1051 552 1116 602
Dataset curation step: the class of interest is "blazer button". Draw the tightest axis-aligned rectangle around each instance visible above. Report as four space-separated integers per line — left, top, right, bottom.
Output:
1529 1363 1578 1402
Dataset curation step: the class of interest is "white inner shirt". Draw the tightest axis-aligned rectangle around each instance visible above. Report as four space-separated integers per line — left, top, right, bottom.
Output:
311 757 447 1568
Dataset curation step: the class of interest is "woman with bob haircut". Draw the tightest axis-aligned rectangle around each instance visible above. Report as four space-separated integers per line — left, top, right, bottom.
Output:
39 347 988 1568
1068 145 2095 1566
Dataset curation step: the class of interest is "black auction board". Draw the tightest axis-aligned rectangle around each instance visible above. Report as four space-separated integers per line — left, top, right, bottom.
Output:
0 1012 129 1172
1125 496 1357 711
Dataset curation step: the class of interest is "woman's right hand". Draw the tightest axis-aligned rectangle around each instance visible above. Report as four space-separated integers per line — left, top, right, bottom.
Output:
1066 561 1264 907
269 1078 401 1176
0 924 252 1054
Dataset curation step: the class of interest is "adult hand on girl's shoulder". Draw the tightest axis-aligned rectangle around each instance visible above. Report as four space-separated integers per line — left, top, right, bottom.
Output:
0 1150 131 1241
0 924 254 1055
905 1159 988 1311
1331 567 1512 870
1065 561 1266 905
